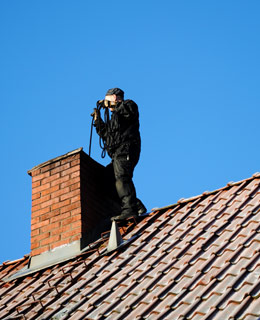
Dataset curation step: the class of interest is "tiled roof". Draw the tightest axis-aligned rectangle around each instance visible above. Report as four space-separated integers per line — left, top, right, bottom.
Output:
1 173 260 320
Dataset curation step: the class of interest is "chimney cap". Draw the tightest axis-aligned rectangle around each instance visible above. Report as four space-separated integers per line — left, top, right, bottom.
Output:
27 147 83 175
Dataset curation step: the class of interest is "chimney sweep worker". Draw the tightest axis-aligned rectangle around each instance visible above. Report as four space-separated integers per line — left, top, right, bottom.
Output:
92 88 146 221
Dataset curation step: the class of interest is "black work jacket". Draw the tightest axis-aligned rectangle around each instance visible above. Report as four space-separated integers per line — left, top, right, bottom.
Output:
94 99 141 157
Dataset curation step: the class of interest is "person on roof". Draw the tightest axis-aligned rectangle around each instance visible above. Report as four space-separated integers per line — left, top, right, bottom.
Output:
92 87 146 221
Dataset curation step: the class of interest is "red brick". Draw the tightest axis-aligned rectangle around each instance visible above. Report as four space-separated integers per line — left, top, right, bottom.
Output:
31 229 40 237
32 171 50 182
71 171 80 179
71 195 81 203
31 204 41 213
50 212 71 223
60 202 80 214
60 176 80 189
71 234 81 242
40 161 60 173
61 165 80 177
51 225 72 236
61 158 72 166
41 222 60 233
32 194 51 206
31 235 39 244
50 162 71 175
51 199 71 211
31 241 40 250
50 238 70 250
30 168 41 177
31 245 50 256
41 173 61 185
31 217 40 225
61 227 81 240
32 182 51 195
71 207 81 216
71 220 82 229
32 180 41 188
61 154 80 166
32 232 50 242
41 185 60 197
40 209 60 221
71 159 80 167
32 193 41 201
70 182 80 191
51 187 70 199
60 189 80 202
40 197 59 209
31 206 51 218
62 215 81 226
51 175 70 187
72 201 81 210
40 166 50 173
40 164 54 174
41 235 60 246
31 219 50 231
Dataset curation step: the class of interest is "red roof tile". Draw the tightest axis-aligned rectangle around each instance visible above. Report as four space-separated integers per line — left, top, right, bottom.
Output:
0 174 260 319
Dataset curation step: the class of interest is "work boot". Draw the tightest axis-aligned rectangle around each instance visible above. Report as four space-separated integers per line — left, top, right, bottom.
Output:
111 210 137 221
136 199 147 215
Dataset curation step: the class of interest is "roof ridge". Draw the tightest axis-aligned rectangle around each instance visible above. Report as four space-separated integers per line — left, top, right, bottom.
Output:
153 172 260 212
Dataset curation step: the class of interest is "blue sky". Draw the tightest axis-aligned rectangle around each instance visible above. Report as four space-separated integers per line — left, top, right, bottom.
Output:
1 1 260 263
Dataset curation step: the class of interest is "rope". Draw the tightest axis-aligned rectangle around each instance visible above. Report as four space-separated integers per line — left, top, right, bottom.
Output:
89 104 110 158
100 107 110 158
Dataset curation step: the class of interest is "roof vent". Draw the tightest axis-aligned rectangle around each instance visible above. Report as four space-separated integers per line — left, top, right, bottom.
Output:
106 221 124 252
105 220 138 254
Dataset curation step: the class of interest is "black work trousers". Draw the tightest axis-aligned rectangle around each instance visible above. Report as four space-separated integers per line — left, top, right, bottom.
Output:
107 142 140 214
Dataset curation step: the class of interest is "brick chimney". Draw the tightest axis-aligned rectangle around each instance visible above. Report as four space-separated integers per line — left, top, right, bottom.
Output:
28 148 119 268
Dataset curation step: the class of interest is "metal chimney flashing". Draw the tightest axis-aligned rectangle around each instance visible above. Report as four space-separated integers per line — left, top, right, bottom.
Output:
3 240 83 282
30 240 82 269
